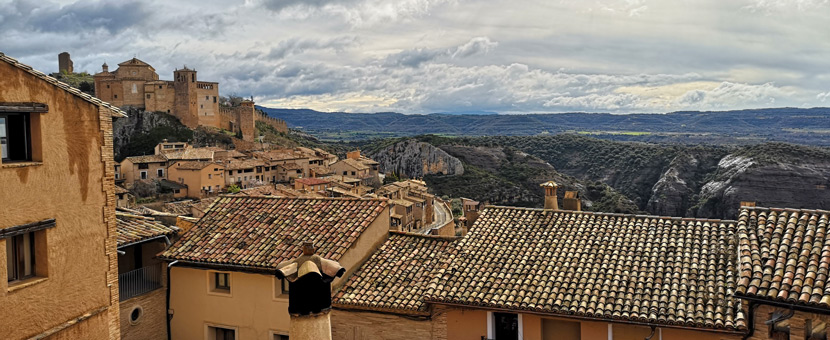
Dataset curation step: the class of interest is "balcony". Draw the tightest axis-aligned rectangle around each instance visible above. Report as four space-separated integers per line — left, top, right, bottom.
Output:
119 265 162 301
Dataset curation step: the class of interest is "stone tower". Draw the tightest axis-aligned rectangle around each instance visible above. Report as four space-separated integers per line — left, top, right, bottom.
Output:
58 52 73 73
238 99 257 142
173 67 198 128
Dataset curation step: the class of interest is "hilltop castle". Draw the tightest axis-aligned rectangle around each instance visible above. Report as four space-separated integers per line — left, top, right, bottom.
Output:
93 57 286 141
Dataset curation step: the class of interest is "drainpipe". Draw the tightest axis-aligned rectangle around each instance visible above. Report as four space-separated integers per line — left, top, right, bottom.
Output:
166 260 179 340
644 326 656 340
741 301 758 340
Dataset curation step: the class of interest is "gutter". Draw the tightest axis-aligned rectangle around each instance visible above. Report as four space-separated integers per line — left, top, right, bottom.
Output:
735 295 830 315
117 234 173 251
166 260 179 340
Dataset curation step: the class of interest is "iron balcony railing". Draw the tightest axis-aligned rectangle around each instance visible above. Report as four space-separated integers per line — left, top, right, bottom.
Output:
118 264 162 301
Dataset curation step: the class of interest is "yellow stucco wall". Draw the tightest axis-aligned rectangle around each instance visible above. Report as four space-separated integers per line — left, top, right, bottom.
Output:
443 307 741 340
168 205 390 339
167 164 225 198
0 61 120 339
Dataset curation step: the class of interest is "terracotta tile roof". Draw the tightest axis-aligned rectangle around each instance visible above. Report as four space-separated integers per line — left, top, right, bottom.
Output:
163 200 196 216
296 177 330 186
173 161 217 170
736 207 830 309
159 196 388 270
116 212 179 247
0 52 127 118
425 206 745 332
125 154 168 164
334 232 458 315
225 158 265 170
236 185 281 196
337 158 369 171
164 148 215 161
115 185 130 195
390 199 414 207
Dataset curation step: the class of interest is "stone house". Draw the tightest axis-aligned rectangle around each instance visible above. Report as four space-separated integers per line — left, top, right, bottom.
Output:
294 177 331 193
224 158 267 189
115 212 179 340
331 158 371 179
166 161 226 198
158 196 390 339
0 52 124 339
120 154 168 186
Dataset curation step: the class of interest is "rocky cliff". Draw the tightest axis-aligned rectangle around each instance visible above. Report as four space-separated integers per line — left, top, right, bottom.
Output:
369 139 464 178
691 144 830 218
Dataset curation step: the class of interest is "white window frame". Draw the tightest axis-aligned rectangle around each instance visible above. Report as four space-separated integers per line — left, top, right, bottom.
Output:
140 171 148 180
487 311 523 340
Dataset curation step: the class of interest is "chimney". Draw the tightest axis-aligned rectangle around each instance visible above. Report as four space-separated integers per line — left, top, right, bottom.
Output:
540 181 559 210
741 201 756 208
563 191 582 211
346 150 361 160
275 242 345 340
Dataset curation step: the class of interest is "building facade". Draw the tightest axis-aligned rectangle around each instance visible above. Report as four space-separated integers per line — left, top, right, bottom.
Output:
0 52 124 339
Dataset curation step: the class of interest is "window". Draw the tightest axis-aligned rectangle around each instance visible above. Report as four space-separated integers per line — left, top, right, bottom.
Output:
200 104 203 109
159 85 163 89
115 173 119 180
208 326 236 340
114 94 118 99
213 96 217 103
212 272 230 293
206 96 209 100
768 310 791 340
0 113 32 162
106 84 110 88
273 334 289 340
6 231 36 282
351 171 356 176
138 163 149 170
146 94 151 99
208 174 212 179
493 313 519 340
157 169 164 177
140 171 147 180
342 171 347 175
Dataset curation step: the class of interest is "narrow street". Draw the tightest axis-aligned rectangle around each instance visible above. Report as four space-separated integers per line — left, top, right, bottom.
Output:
421 200 452 234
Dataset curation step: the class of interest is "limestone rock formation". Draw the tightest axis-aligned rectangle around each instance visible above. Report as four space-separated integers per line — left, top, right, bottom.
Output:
369 139 464 178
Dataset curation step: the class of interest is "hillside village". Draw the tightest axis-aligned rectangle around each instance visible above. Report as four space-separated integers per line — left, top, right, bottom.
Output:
3 50 830 340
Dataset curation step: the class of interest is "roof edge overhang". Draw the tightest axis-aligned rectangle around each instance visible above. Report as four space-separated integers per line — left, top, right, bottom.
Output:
426 301 747 335
159 259 277 275
735 294 830 315
118 234 173 250
331 303 431 317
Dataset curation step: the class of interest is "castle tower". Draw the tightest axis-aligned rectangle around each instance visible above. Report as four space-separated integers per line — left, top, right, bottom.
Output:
173 67 198 128
58 52 73 73
238 99 257 142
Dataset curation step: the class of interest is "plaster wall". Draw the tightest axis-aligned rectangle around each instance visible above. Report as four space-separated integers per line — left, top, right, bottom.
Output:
0 61 120 339
120 80 146 108
167 164 225 198
120 159 167 187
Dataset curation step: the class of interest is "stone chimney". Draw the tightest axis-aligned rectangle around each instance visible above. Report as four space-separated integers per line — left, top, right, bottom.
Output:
540 181 559 210
275 242 345 340
741 201 756 208
346 150 361 160
563 191 582 211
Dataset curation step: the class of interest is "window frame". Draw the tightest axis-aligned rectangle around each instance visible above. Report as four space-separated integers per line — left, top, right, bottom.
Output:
207 270 232 296
6 231 36 283
0 113 32 163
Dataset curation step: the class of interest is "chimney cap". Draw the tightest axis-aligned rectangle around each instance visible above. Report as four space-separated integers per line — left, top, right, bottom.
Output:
540 181 559 188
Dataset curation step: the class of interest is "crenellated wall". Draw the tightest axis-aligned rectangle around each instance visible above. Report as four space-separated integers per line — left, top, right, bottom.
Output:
217 105 287 142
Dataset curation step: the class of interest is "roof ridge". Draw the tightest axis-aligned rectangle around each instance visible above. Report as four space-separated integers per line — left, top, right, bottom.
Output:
389 231 459 240
741 206 830 215
218 194 388 202
483 205 738 224
0 52 127 118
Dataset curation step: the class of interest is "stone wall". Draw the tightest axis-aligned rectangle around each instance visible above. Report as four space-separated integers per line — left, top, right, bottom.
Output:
119 289 167 340
745 303 829 340
331 309 440 340
217 106 287 142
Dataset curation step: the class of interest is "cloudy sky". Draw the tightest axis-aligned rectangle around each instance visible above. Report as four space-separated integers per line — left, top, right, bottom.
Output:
2 0 829 114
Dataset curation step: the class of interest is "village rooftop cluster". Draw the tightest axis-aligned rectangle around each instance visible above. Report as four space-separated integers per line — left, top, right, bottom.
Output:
3 51 830 340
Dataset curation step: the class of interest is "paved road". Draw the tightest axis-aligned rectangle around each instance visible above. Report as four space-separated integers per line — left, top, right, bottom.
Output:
421 200 452 234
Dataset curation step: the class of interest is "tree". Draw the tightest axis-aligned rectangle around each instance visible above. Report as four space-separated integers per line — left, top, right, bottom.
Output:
226 184 241 194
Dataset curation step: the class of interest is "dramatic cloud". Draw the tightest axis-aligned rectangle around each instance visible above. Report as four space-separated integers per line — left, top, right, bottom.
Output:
2 0 829 113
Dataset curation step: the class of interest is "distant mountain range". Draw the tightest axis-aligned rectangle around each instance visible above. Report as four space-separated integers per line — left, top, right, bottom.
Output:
258 107 830 145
